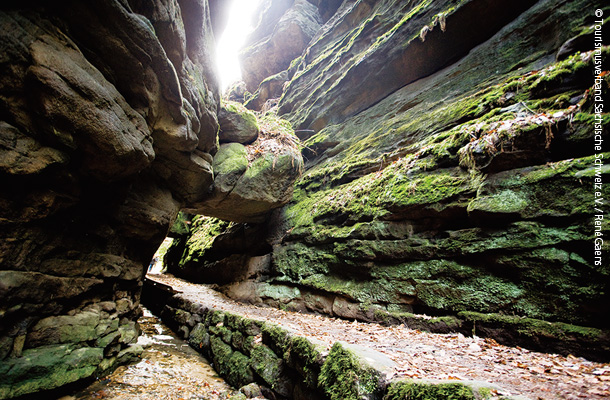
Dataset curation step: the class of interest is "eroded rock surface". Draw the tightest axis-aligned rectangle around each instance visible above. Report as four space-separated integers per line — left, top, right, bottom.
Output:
174 0 610 358
0 0 301 398
239 0 323 92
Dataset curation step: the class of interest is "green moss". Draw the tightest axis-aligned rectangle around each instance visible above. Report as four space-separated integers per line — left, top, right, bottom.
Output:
250 344 285 391
261 322 292 355
286 166 480 229
385 380 475 400
210 325 232 344
209 335 232 376
169 211 190 236
223 100 259 125
213 142 248 177
188 323 210 351
288 336 324 388
272 243 335 281
319 342 382 400
298 42 607 194
258 113 297 137
468 154 610 219
210 330 253 388
478 387 493 399
458 311 606 341
238 319 263 336
225 313 245 331
178 216 230 268
207 310 226 326
227 351 254 388
0 345 104 399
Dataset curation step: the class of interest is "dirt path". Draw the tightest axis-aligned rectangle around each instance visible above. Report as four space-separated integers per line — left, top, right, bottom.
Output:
149 273 610 400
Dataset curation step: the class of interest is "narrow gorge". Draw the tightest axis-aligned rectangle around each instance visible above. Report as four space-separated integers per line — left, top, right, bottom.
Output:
0 0 608 399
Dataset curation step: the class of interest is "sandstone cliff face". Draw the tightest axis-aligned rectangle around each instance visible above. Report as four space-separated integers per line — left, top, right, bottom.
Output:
238 0 344 110
172 0 610 356
1 0 609 397
0 1 302 398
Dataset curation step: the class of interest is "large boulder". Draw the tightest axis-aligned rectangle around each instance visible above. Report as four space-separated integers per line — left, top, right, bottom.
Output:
187 114 304 223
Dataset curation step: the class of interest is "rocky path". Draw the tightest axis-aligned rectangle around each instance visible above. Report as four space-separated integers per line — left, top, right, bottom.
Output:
149 274 610 400
63 308 236 400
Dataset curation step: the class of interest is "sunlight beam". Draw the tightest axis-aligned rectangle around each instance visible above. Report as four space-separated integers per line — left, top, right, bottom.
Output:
216 0 262 92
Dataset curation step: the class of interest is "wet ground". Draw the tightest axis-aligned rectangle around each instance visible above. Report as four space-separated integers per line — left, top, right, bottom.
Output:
61 308 236 400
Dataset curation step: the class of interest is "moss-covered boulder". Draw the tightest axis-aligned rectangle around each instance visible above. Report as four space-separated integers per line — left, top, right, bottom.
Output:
187 112 303 223
251 343 293 397
0 344 104 399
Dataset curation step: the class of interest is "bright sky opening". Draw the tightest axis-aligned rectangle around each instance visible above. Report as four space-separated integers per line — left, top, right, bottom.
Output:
216 0 262 92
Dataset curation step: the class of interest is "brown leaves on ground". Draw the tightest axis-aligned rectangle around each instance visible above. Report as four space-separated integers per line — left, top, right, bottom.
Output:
150 274 610 400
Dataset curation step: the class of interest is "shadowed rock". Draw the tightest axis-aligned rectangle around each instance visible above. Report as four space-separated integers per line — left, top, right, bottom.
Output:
240 0 322 92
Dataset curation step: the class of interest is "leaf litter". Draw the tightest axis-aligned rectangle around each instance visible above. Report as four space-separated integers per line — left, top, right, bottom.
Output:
149 274 610 400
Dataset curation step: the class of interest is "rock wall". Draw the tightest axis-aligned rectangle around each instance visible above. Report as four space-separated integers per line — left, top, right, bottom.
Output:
238 0 343 110
174 0 610 357
0 0 303 397
0 1 216 396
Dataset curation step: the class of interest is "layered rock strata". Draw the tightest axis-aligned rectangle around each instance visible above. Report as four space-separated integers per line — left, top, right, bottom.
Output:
173 0 610 357
0 1 301 397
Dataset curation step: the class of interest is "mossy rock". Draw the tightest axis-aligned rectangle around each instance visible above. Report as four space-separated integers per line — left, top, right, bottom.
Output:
286 336 325 389
0 344 103 399
385 379 505 400
207 310 226 326
238 318 263 336
169 211 191 236
385 381 474 400
250 344 292 396
212 143 249 193
225 313 245 331
226 350 255 388
261 322 293 355
195 111 303 223
318 342 386 400
209 335 233 376
188 323 210 352
467 154 610 221
176 216 230 270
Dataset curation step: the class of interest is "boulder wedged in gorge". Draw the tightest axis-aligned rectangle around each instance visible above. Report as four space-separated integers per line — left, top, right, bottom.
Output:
188 113 304 223
218 101 260 144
